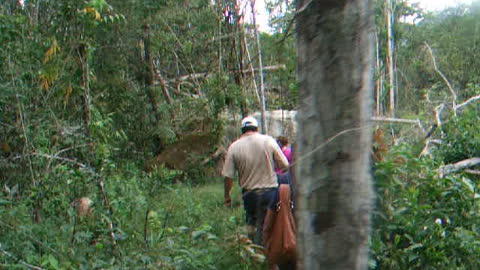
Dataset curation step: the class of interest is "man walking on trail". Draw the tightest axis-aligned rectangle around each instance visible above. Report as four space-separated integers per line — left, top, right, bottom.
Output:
222 116 289 245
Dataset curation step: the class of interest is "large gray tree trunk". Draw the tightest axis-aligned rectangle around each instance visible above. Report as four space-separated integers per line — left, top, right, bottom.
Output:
295 1 374 269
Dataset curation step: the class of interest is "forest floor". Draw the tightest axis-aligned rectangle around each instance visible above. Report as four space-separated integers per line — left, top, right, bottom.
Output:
150 179 266 269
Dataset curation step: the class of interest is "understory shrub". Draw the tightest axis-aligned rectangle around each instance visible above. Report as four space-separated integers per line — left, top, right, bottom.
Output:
370 143 480 269
434 107 480 164
0 164 264 269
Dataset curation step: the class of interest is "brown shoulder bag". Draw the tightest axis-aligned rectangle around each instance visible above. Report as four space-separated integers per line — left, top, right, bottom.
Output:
263 184 297 265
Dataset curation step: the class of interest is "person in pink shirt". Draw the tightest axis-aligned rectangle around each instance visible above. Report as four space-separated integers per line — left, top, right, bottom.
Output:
275 136 293 183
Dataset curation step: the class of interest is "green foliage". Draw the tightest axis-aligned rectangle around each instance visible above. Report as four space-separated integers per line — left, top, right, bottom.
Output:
434 107 480 164
396 2 480 112
0 167 264 269
260 33 297 110
1 0 272 268
371 143 480 269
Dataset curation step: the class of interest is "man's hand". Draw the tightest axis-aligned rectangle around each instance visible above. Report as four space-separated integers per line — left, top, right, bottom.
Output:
224 177 234 207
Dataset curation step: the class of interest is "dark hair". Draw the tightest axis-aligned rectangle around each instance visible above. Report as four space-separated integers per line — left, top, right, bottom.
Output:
277 136 288 147
241 126 258 134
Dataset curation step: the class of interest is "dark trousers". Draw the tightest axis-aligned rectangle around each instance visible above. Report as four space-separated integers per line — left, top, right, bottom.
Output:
242 187 277 245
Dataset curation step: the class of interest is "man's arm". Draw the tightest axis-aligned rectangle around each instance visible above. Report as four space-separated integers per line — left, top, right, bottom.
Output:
224 177 234 207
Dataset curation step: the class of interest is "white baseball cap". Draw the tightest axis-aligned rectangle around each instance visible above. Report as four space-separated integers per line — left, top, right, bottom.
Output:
241 116 258 128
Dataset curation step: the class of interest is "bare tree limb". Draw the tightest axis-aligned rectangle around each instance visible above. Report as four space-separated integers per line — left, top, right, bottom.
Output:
424 42 457 113
297 0 313 14
434 104 445 129
438 158 480 178
243 28 261 103
13 152 97 175
455 94 480 112
158 16 201 88
371 116 422 126
171 64 286 83
46 144 89 171
419 139 442 157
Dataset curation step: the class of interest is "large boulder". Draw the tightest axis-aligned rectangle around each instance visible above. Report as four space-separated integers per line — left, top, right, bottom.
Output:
146 133 221 172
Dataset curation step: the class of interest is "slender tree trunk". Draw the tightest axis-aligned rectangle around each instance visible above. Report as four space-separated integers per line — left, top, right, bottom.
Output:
243 28 262 105
250 0 267 134
216 0 223 74
295 0 374 269
142 24 160 122
78 43 91 129
386 0 396 117
375 31 382 116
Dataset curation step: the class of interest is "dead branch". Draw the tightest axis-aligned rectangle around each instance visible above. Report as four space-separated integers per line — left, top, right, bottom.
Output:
158 17 201 88
371 116 423 129
153 69 176 104
16 94 36 186
419 139 442 158
297 0 313 14
14 152 97 175
434 104 445 129
424 42 457 112
243 30 261 103
438 157 480 178
171 64 286 83
455 94 480 112
46 144 89 171
419 140 432 157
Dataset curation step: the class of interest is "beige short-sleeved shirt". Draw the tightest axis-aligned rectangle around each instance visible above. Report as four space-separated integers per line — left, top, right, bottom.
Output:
222 132 289 190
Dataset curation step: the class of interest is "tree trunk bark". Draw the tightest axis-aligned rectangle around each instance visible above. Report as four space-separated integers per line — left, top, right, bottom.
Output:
250 0 267 134
143 24 160 122
375 31 382 116
386 0 396 117
295 1 374 269
78 43 91 130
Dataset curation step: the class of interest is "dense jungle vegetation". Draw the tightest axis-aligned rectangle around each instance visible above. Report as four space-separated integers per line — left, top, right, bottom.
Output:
2 0 480 269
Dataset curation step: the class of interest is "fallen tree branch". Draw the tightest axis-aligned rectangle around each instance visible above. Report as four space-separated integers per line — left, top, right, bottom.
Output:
12 152 97 175
371 117 423 131
171 64 286 83
438 157 480 178
371 116 421 125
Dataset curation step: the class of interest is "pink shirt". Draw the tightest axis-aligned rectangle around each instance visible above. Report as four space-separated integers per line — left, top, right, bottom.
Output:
275 146 292 175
